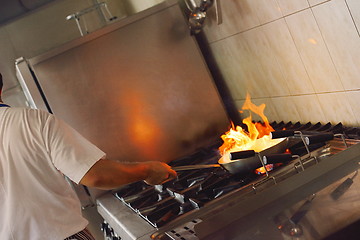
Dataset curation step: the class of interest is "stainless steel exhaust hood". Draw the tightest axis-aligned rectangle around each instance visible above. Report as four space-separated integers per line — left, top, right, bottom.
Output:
15 0 230 164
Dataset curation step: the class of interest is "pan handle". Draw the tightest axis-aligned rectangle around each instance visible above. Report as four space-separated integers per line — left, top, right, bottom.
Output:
263 153 295 164
270 130 295 139
304 133 334 145
172 164 221 171
229 150 255 160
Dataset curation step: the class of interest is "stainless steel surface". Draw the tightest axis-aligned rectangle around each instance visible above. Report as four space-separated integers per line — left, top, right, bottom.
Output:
278 194 316 237
214 0 222 25
97 194 155 240
17 0 229 162
188 7 207 34
95 137 360 240
187 0 222 34
15 57 48 111
199 0 214 11
194 139 360 239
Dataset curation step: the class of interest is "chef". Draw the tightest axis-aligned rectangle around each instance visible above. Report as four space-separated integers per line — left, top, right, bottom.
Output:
0 73 177 240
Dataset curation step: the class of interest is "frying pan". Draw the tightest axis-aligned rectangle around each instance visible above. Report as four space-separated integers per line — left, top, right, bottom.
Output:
174 131 335 175
172 137 289 175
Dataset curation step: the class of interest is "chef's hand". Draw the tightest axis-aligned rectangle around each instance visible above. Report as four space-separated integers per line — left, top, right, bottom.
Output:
144 161 177 185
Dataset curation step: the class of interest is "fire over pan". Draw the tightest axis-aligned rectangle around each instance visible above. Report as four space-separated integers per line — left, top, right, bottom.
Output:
172 131 335 175
172 137 289 175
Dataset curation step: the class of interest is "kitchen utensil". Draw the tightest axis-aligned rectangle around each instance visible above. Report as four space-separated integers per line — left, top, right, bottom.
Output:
331 170 358 200
271 130 335 156
173 138 289 174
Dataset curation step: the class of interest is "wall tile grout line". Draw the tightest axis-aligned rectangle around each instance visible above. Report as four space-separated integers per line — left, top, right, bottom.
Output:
309 2 346 93
208 1 332 46
232 89 359 102
345 0 360 37
283 11 316 95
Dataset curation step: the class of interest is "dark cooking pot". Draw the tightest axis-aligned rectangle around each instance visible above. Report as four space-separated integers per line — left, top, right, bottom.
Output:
173 137 289 175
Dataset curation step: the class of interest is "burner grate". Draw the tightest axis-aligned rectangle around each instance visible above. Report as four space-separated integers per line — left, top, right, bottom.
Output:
101 121 360 240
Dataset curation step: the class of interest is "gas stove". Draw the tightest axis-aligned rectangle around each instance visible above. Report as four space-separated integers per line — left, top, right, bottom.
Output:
97 121 360 240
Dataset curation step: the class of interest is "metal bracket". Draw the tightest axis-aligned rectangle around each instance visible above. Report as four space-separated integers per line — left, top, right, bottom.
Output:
66 2 117 36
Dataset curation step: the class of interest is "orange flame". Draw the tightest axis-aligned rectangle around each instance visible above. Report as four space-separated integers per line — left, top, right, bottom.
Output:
219 94 277 158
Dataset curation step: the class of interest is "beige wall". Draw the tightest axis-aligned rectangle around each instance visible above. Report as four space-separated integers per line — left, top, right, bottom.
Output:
202 0 360 127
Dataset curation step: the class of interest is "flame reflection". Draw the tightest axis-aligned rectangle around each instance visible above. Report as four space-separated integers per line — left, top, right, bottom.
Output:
125 90 165 161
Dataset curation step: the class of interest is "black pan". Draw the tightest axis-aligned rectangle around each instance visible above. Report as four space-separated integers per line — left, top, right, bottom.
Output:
172 137 289 175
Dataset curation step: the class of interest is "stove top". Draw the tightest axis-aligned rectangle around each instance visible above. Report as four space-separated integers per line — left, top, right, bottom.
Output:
97 121 360 240
114 145 257 228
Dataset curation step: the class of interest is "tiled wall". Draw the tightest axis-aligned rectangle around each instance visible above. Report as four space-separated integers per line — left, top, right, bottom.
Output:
202 0 360 126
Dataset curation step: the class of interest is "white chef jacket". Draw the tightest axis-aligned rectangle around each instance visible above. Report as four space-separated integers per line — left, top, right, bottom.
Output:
0 105 106 240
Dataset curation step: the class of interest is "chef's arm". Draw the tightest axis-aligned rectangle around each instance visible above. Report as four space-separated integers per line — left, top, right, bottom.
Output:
79 159 177 190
